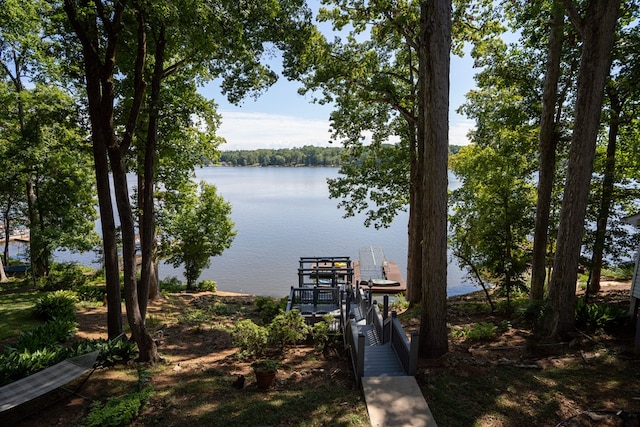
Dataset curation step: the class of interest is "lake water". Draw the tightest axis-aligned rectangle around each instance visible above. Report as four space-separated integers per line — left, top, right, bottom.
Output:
12 167 476 297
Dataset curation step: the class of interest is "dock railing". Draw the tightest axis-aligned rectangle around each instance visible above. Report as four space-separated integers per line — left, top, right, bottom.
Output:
298 256 354 288
286 286 342 325
344 288 420 385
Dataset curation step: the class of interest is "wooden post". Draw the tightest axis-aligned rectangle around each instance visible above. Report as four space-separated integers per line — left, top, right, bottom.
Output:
409 332 420 376
357 333 365 386
383 294 389 319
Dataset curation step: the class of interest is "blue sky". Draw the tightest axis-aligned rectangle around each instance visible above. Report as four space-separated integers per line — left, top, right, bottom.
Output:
199 3 477 151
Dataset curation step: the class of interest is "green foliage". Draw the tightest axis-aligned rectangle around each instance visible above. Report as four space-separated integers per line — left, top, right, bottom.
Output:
267 310 309 350
310 314 337 351
197 279 217 292
160 181 236 289
33 290 77 321
218 146 344 167
159 276 184 293
75 284 108 302
84 385 153 427
450 144 536 303
254 296 288 323
575 299 628 332
251 359 279 373
231 319 269 357
0 347 64 386
71 338 137 367
391 295 410 312
11 318 78 352
515 299 547 327
40 262 89 291
450 322 498 341
232 310 309 357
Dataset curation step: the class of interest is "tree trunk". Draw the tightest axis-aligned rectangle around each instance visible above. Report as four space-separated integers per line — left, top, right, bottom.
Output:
547 0 620 339
587 86 620 295
0 255 7 283
139 28 166 318
418 0 450 359
530 2 564 301
110 147 158 362
407 124 423 305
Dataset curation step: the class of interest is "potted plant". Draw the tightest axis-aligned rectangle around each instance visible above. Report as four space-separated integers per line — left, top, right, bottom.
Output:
251 359 279 390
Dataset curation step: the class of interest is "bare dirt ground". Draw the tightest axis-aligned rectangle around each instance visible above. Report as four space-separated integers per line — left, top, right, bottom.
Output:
5 282 640 426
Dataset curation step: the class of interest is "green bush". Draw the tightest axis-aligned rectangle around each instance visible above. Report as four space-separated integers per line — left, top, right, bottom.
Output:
71 337 137 367
84 386 153 427
40 262 88 291
311 314 337 351
12 318 78 352
231 319 269 357
159 276 184 293
254 296 288 323
575 299 628 331
267 310 309 350
76 284 108 302
33 290 78 321
450 322 497 341
0 347 66 386
197 279 217 292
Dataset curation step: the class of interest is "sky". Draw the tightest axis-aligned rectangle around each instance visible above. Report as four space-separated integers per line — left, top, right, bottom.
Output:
198 3 478 151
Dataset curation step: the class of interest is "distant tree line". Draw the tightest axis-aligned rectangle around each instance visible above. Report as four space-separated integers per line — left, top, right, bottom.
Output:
217 144 464 167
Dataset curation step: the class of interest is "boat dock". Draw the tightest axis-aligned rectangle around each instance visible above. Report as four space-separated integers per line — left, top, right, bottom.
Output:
287 255 437 426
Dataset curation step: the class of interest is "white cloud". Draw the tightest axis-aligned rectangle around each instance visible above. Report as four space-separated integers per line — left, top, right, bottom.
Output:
218 111 474 151
449 118 474 146
218 111 333 150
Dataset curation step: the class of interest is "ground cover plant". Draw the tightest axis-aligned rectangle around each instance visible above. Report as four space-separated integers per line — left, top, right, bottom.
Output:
0 278 638 426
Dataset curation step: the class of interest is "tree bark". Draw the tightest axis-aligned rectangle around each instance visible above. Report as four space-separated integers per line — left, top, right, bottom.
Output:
547 0 620 339
587 86 621 295
530 2 564 302
418 0 450 359
407 124 423 305
139 26 166 318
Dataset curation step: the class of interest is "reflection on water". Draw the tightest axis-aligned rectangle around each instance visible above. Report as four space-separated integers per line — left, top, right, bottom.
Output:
8 167 475 297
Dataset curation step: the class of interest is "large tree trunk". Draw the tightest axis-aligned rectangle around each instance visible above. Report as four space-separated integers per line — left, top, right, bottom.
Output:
547 0 619 339
530 2 564 302
139 28 166 318
407 124 423 305
110 149 158 361
587 86 621 295
418 0 450 359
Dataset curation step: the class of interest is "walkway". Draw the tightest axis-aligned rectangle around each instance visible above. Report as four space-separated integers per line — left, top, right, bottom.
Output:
343 285 438 426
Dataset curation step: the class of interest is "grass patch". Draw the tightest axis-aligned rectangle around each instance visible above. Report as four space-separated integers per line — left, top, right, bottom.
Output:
0 290 42 341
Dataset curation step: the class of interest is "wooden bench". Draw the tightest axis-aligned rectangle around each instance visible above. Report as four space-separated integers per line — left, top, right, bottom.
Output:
0 350 100 412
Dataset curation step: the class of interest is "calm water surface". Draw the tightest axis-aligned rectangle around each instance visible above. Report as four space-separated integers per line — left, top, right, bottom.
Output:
15 167 475 297
159 167 474 297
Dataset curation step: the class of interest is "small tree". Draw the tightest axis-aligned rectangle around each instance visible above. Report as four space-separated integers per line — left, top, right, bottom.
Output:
160 181 236 290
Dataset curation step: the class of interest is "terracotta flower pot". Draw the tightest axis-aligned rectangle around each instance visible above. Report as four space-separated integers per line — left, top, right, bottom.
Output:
254 369 276 390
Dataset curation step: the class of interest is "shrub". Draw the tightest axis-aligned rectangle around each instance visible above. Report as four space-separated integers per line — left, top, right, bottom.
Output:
33 290 78 321
84 386 153 427
12 319 78 352
254 296 288 323
450 322 497 341
575 299 628 332
71 337 137 367
311 314 337 351
231 319 269 357
267 310 309 350
197 279 217 292
40 262 88 291
159 276 184 293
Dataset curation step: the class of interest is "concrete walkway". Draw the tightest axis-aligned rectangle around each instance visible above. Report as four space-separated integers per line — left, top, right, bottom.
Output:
362 376 437 427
